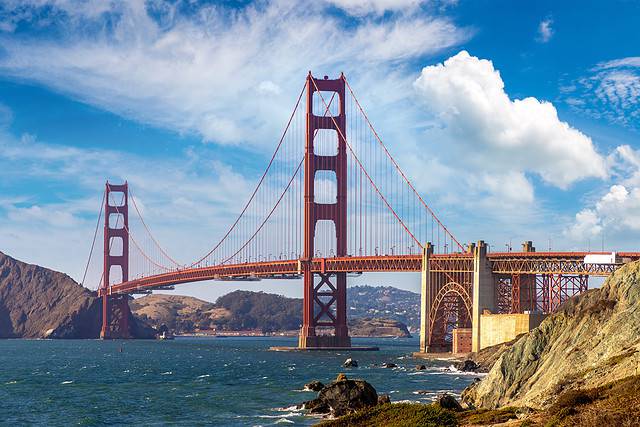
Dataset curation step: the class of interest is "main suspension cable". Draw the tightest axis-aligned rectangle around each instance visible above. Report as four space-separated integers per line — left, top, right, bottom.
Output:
80 189 105 288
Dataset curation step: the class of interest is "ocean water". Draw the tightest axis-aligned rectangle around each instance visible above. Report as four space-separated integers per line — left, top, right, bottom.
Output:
0 337 481 426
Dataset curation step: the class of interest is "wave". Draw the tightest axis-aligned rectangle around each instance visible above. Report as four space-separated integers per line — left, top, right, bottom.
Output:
274 405 300 412
61 380 73 385
258 412 301 419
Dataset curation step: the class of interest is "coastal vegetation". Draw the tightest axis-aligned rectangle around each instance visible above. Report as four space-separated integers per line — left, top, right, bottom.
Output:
318 403 458 427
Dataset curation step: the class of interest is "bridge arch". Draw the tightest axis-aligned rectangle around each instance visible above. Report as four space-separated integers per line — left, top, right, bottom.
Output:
429 281 472 352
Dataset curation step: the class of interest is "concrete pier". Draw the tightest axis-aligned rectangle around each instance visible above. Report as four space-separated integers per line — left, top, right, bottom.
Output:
472 240 496 353
419 243 433 353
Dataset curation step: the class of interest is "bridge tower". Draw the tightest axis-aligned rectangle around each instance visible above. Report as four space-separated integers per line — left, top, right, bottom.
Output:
299 73 351 348
100 181 131 339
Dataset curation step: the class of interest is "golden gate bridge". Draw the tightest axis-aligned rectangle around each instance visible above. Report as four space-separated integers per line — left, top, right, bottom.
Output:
82 73 640 352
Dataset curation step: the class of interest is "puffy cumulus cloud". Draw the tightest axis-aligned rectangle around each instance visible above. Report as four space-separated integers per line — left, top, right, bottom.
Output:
563 57 640 130
413 51 607 191
566 185 640 241
0 0 469 147
566 146 640 245
477 171 534 205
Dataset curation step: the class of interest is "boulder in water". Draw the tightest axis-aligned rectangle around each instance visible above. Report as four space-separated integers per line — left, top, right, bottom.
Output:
301 377 378 417
343 358 358 368
416 364 426 370
381 362 397 369
301 398 329 414
304 381 324 392
457 359 480 372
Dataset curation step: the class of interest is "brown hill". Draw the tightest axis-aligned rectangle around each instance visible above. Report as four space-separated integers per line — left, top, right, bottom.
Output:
130 294 230 333
0 251 153 338
131 292 411 337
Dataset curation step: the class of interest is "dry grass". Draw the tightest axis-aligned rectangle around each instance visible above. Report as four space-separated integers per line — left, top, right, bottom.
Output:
458 407 519 425
543 375 640 426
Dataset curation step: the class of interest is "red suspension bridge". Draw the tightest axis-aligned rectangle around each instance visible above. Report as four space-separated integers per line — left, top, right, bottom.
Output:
83 73 640 351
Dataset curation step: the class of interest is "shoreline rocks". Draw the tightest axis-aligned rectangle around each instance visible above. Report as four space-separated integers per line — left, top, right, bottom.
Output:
304 381 324 392
343 358 358 368
300 374 380 417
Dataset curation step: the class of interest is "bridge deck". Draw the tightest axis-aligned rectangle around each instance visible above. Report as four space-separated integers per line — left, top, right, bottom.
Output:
99 251 640 296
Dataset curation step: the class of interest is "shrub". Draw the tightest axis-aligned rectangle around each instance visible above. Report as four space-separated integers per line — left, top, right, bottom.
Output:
317 403 458 427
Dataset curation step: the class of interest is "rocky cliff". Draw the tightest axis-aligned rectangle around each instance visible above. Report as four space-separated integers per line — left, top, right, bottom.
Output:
463 261 640 410
0 251 153 338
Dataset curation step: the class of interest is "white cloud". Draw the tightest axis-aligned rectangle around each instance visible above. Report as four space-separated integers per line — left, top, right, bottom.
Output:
413 50 607 192
567 146 640 247
323 0 424 16
567 185 640 240
0 128 258 281
537 17 553 43
478 171 534 205
597 57 640 69
0 0 469 147
566 209 602 241
563 56 640 129
594 71 640 111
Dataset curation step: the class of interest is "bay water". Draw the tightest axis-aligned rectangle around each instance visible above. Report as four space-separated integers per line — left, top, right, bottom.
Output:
0 337 480 426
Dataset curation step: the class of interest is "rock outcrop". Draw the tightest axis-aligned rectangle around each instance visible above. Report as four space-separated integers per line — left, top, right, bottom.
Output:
0 251 153 338
463 261 640 409
302 375 378 417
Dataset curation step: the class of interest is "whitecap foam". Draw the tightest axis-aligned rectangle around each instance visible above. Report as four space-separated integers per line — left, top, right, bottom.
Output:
161 371 173 375
274 405 301 412
274 418 295 424
196 374 210 379
61 380 73 385
5 380 17 385
258 412 300 419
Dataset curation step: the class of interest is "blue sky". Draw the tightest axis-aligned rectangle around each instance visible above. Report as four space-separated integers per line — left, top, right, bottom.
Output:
0 0 638 300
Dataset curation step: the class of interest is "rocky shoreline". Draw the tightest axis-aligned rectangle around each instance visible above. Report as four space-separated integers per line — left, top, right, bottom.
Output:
309 261 640 426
